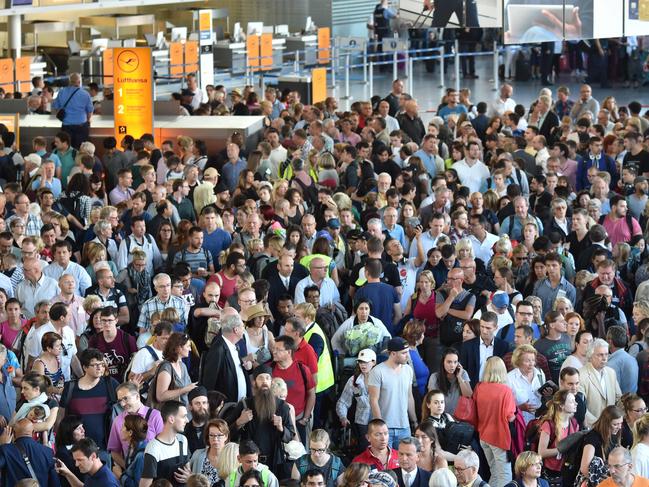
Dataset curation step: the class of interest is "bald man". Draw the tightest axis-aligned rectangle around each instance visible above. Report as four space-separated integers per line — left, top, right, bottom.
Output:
294 258 340 307
0 419 60 486
51 73 93 149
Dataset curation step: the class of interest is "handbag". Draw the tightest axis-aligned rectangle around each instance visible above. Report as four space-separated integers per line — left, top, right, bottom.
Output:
56 88 81 122
454 396 477 427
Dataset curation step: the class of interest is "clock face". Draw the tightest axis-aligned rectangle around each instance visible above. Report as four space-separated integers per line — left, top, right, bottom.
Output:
116 50 139 73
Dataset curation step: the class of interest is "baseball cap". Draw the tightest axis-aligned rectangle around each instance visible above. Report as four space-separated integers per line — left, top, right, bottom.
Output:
316 229 333 241
203 167 219 179
368 472 397 487
24 153 41 168
230 88 242 97
214 181 229 194
492 291 510 309
346 229 362 240
387 337 409 352
357 349 377 362
327 218 341 229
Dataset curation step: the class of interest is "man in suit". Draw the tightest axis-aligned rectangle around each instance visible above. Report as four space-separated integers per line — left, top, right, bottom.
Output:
530 95 560 146
460 311 509 388
200 307 251 402
579 338 622 428
0 418 61 487
392 437 431 487
454 449 489 487
266 252 306 320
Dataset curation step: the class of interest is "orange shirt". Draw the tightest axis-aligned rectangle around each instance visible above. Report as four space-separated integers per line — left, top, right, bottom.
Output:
474 382 516 450
598 476 649 487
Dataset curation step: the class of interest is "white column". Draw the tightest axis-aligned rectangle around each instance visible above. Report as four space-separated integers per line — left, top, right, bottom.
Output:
8 14 22 59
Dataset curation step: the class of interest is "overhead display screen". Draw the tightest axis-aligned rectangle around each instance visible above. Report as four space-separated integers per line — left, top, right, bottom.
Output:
504 0 623 43
625 0 649 35
398 0 503 28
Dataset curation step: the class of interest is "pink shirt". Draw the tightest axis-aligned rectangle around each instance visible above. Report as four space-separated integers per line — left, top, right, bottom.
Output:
602 214 642 247
107 405 164 456
0 320 25 349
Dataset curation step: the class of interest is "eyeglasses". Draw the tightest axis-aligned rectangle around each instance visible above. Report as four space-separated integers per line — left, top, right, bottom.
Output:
608 463 630 470
455 466 473 472
310 448 327 454
87 362 105 368
632 407 648 413
209 433 227 439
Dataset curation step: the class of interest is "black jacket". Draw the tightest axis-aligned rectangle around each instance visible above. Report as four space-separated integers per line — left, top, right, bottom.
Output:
226 397 295 472
392 468 432 487
460 336 510 388
200 333 251 402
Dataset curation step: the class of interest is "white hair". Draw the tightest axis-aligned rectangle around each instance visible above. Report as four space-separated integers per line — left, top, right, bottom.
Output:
429 468 457 487
587 338 609 359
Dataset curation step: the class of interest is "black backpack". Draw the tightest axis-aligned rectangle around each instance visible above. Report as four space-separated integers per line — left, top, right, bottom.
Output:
0 150 18 183
291 176 318 208
62 376 117 441
439 290 474 346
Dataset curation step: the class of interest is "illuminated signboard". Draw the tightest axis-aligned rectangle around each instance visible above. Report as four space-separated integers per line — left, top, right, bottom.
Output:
113 47 153 146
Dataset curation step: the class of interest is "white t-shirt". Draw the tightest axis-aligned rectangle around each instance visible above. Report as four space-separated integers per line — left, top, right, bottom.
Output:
130 345 164 375
26 323 77 380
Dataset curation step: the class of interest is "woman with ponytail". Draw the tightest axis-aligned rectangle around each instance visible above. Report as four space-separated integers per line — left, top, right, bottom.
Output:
537 390 579 486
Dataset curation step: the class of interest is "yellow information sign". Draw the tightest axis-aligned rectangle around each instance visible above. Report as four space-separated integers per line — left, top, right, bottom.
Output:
185 41 199 74
113 48 154 146
312 68 327 104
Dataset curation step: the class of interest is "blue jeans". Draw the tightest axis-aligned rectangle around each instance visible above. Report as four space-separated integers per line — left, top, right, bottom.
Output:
388 427 411 449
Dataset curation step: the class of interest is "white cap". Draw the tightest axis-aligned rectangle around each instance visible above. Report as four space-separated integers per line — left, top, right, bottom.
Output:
24 153 41 168
357 349 377 362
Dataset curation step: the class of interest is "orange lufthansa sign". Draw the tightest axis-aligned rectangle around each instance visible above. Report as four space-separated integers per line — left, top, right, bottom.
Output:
103 49 114 87
15 57 31 92
113 47 153 146
169 42 184 76
0 59 14 92
317 27 330 64
260 33 273 71
247 35 260 71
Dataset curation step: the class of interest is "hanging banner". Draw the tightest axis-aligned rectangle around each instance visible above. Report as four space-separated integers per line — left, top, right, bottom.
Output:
15 57 31 92
113 48 154 146
317 27 330 64
0 59 14 93
260 33 273 71
312 67 327 104
185 41 199 74
198 9 214 90
247 35 260 71
169 42 184 76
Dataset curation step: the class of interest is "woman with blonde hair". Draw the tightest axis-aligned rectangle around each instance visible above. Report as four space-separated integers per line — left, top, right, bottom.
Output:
214 442 240 482
82 241 118 284
507 345 545 425
474 356 516 487
527 296 544 328
317 152 339 188
521 222 540 255
291 429 345 486
553 296 574 317
504 451 548 487
631 413 649 477
272 179 289 204
483 189 500 213
189 419 230 483
193 181 216 216
177 135 195 164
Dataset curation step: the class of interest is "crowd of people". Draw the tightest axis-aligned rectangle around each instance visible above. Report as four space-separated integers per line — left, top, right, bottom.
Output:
0 69 648 487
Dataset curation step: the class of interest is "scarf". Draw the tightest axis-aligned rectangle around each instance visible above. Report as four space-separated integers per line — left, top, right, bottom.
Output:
13 392 50 424
127 266 152 304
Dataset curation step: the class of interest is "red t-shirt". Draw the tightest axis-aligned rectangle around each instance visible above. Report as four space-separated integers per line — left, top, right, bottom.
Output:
208 271 237 308
352 447 400 471
272 360 315 416
88 330 137 381
294 339 319 375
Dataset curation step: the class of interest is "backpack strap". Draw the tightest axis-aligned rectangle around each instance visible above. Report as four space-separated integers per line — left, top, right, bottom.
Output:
144 345 158 361
297 361 309 391
145 407 153 421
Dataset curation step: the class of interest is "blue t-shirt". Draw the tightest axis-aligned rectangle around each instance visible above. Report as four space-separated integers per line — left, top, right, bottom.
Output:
203 228 232 271
85 464 120 487
438 104 468 123
354 282 399 333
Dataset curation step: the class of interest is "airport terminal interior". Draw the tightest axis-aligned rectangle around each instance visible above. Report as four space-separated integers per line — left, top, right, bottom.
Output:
1 0 649 486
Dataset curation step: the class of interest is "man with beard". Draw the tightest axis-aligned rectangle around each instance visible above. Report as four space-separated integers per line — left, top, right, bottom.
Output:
184 386 210 453
227 365 294 475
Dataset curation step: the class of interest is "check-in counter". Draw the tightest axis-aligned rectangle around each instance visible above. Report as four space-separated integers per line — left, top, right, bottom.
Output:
271 38 286 68
213 41 247 73
285 34 318 66
16 114 265 155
